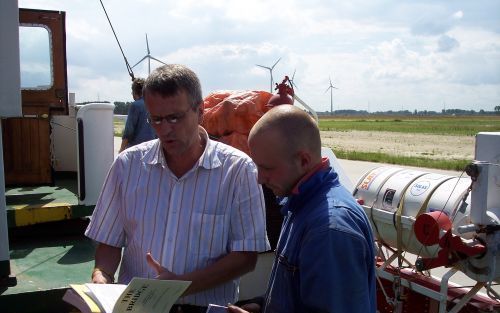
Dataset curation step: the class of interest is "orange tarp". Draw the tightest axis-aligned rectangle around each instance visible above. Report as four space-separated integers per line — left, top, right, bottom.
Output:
202 90 273 154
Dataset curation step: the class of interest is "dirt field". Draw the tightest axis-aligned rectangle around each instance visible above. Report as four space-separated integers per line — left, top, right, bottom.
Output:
321 130 475 160
114 118 477 161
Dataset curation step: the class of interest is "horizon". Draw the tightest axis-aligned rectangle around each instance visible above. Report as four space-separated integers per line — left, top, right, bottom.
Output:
99 98 500 115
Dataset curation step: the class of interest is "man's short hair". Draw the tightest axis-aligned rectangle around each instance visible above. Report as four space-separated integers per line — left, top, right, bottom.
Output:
250 105 322 158
131 78 145 97
143 64 203 108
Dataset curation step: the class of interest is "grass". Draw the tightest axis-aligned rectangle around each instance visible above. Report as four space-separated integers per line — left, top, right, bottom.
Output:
114 118 125 137
113 114 495 170
318 115 500 136
332 148 471 171
318 115 498 170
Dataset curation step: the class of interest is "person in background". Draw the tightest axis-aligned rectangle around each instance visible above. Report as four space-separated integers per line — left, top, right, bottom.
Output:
229 105 376 313
86 64 270 313
119 77 156 152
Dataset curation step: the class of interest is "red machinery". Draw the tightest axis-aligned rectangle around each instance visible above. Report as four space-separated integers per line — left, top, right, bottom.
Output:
354 133 500 312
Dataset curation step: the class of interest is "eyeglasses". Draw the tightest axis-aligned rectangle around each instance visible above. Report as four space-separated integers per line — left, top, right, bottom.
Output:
147 106 194 125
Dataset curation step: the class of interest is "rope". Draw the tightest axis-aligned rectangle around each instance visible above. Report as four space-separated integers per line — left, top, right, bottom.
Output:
99 0 135 80
407 176 454 261
414 170 467 264
50 121 76 132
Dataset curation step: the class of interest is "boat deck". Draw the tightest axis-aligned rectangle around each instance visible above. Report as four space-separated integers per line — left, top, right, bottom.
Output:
2 220 95 312
2 173 96 312
5 173 94 228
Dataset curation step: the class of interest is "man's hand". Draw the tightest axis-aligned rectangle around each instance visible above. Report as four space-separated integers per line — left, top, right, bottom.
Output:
91 268 114 284
146 252 178 280
227 305 248 313
227 304 261 313
92 244 121 284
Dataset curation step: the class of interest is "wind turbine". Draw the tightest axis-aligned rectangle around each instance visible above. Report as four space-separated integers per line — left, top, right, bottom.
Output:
131 33 166 75
287 70 320 122
325 76 338 115
289 69 298 90
256 57 281 93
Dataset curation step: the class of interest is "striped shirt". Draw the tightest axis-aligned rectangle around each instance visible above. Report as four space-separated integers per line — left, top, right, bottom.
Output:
85 127 270 306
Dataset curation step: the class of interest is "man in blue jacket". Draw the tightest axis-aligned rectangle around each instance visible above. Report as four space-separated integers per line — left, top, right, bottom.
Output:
229 105 376 313
119 78 156 152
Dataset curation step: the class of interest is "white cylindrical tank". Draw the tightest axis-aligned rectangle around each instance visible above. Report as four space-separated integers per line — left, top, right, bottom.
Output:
76 103 115 206
354 166 472 257
354 165 500 283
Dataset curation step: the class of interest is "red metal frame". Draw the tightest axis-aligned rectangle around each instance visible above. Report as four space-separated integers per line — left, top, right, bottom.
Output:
376 260 499 312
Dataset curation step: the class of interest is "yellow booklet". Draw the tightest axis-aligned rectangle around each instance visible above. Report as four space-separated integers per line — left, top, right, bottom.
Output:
63 278 191 313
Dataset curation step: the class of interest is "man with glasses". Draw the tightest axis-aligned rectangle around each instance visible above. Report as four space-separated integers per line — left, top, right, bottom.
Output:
85 64 270 313
119 77 156 152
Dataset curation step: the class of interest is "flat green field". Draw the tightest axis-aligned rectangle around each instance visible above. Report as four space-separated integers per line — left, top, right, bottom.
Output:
114 118 125 137
318 115 500 136
318 115 500 170
114 115 500 170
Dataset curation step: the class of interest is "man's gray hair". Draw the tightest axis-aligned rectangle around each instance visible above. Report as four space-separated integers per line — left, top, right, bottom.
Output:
144 64 203 108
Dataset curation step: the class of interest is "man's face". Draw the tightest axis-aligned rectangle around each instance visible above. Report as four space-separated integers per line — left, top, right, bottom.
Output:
249 131 303 197
145 90 202 159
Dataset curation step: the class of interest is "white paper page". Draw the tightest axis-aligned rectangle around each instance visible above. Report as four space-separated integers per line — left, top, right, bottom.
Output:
112 278 191 313
206 304 228 313
85 283 128 313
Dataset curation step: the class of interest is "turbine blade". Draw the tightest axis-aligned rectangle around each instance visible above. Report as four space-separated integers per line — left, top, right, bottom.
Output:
256 64 271 70
150 56 167 65
271 57 281 69
146 33 150 54
290 69 298 89
131 55 148 69
325 86 331 93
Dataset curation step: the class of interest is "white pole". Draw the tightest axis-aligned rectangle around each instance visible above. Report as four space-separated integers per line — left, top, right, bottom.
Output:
0 0 21 281
0 121 11 279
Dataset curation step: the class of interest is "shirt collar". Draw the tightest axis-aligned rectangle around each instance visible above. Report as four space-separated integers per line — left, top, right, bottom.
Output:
141 126 222 170
291 157 330 195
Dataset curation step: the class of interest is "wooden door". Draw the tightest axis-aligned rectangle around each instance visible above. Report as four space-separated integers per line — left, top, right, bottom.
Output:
2 9 68 186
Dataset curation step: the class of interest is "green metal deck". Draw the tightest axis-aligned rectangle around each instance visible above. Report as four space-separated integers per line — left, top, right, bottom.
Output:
2 220 96 312
1 174 97 312
5 173 94 228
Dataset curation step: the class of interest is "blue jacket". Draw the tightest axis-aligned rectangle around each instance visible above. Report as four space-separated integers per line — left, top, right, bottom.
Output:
122 98 156 147
263 166 376 313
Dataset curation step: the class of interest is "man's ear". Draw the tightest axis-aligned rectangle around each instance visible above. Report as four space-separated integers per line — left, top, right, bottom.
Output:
197 102 204 123
296 150 312 171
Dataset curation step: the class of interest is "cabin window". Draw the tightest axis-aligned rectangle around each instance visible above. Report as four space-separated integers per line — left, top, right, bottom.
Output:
19 25 52 90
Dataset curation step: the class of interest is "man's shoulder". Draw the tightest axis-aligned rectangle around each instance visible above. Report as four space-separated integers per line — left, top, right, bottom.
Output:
303 184 365 221
130 98 145 108
209 139 253 163
117 139 158 161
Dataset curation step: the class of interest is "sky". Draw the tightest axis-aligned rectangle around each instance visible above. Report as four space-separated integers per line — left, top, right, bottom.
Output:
18 0 500 113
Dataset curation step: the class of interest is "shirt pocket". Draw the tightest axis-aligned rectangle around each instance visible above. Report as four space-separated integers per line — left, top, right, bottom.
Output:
267 253 299 311
187 212 227 259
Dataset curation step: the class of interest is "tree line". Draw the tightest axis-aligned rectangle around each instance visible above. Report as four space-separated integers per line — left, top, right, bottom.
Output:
318 108 500 116
113 101 132 115
78 101 500 116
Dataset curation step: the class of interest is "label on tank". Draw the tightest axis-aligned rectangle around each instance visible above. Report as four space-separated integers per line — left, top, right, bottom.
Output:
410 181 431 196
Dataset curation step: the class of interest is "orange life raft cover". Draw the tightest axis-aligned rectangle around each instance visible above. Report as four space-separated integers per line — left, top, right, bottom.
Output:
202 90 273 154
